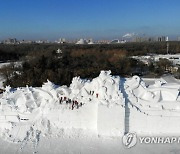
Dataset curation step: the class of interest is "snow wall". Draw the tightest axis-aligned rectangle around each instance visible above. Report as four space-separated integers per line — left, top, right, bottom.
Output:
0 70 180 144
125 75 180 134
45 103 125 136
97 104 124 136
128 105 180 134
0 70 125 142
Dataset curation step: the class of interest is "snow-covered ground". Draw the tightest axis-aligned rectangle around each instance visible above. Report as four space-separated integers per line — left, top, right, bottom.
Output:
1 136 180 154
0 61 22 88
0 61 21 70
132 54 180 65
0 70 180 153
0 76 5 88
0 63 8 88
0 62 11 69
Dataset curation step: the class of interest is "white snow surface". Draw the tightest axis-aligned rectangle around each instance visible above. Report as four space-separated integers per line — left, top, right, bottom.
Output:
0 70 180 153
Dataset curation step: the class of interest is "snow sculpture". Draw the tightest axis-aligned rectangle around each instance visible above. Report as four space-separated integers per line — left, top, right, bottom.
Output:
1 70 180 144
126 75 180 103
126 76 154 101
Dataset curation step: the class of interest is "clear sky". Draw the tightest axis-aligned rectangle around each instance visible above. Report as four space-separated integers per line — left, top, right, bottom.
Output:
0 0 180 40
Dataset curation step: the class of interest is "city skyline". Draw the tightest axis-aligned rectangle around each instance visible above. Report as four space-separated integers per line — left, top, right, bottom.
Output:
1 0 180 40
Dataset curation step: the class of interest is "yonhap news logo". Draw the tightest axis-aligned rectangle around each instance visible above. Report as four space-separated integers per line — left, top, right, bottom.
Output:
122 132 180 149
122 132 137 148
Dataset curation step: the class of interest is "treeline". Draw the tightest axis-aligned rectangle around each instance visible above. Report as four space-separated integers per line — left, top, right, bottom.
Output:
0 42 180 87
1 41 180 61
2 48 147 87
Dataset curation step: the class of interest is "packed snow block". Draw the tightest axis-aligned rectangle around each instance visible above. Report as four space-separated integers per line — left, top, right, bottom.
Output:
156 116 180 134
129 107 180 134
46 102 98 131
97 104 124 136
128 107 149 134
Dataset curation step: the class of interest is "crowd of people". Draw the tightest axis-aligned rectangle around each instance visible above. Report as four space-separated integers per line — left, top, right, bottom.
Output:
58 91 99 110
58 96 83 110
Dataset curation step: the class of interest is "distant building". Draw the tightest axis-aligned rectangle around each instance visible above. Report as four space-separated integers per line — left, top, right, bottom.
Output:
87 38 94 44
19 40 35 44
133 36 169 42
35 40 50 44
166 36 169 41
3 38 18 44
57 38 66 44
157 36 168 42
75 38 94 45
177 37 180 41
133 37 148 42
148 37 155 42
120 40 126 43
76 39 87 45
110 39 120 44
109 39 126 44
97 40 110 44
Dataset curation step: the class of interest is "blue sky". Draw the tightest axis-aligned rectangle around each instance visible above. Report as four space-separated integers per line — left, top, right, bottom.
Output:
0 0 180 40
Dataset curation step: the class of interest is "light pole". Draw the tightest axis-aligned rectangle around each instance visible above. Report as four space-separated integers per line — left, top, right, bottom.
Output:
167 42 169 54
